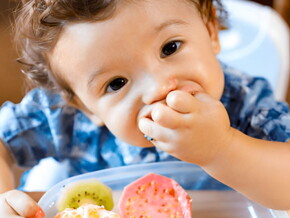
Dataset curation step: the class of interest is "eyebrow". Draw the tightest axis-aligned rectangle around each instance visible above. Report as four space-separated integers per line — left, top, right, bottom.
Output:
87 69 104 88
154 19 189 32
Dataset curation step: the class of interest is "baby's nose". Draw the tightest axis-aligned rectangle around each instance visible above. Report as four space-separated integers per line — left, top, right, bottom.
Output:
143 78 177 105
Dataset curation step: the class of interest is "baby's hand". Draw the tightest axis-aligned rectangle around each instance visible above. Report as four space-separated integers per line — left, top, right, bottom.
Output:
0 190 45 218
139 90 235 166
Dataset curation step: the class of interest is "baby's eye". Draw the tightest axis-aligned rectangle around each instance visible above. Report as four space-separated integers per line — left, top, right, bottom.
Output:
161 41 182 58
106 77 128 92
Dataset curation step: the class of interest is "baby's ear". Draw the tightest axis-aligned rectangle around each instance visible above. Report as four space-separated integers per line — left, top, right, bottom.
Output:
65 95 105 126
205 8 221 55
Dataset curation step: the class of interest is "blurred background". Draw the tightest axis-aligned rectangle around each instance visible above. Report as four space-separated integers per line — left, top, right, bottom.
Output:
0 0 25 105
0 0 289 105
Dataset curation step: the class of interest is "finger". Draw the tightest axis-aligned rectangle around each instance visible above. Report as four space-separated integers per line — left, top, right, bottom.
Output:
138 117 174 143
166 90 198 113
194 92 215 103
151 104 183 129
153 140 178 155
4 190 43 218
32 208 45 218
0 193 21 218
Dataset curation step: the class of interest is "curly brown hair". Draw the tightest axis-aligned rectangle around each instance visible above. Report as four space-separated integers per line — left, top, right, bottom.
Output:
13 0 227 102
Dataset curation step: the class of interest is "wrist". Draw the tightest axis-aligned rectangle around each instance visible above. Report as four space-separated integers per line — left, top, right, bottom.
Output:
198 126 237 168
201 128 245 175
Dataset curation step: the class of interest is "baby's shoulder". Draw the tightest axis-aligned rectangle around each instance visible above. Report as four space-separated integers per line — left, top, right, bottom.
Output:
222 64 272 97
0 88 77 141
21 88 64 108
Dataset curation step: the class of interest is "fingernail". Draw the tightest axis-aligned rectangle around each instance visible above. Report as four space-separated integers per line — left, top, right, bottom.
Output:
34 207 45 218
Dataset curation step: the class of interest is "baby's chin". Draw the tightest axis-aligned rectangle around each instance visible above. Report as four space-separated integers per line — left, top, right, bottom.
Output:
138 141 155 148
127 138 155 148
130 140 155 148
115 134 155 148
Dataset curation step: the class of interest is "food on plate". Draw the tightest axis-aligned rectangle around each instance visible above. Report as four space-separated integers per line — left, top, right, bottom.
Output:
54 173 192 217
118 173 192 218
56 178 114 211
54 203 120 218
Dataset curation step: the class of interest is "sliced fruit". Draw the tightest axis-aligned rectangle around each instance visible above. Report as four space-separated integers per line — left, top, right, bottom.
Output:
56 178 114 211
118 173 192 218
54 204 120 218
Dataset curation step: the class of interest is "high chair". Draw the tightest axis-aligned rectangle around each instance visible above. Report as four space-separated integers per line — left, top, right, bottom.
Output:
218 0 290 100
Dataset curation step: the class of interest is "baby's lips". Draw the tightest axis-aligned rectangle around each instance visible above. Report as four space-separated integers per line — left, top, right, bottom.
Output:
178 87 199 96
175 81 202 96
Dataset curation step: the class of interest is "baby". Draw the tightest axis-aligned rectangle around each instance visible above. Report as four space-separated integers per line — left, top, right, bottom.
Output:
0 0 290 217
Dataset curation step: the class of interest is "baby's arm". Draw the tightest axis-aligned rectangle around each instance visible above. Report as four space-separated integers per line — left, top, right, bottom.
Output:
139 90 290 210
204 130 290 210
0 140 44 217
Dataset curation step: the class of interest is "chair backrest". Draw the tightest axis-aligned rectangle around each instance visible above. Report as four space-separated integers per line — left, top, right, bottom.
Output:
218 0 290 100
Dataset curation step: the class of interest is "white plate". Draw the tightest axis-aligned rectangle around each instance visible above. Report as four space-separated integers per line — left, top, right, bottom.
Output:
39 161 289 218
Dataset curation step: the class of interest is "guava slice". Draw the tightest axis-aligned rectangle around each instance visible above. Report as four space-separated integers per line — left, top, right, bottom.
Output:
118 173 192 217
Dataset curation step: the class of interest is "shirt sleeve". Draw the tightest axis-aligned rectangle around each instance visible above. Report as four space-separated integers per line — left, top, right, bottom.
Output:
247 79 290 142
222 68 290 142
0 88 77 167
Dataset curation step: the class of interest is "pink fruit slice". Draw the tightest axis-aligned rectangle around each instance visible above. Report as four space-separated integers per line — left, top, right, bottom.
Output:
118 173 192 218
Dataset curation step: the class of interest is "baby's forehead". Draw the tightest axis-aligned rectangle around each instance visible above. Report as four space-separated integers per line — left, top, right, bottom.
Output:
76 0 199 25
53 0 204 54
49 0 206 70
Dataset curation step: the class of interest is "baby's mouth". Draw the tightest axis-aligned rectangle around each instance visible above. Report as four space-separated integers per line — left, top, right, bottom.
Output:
138 105 153 122
178 84 200 96
138 86 200 121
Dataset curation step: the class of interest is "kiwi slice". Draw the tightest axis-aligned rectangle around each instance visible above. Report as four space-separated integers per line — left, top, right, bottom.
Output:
56 178 114 211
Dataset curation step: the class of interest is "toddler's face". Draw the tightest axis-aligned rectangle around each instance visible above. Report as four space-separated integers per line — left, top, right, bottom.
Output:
49 0 224 147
